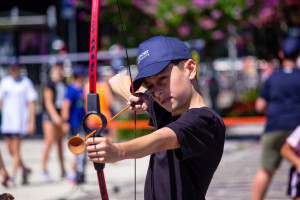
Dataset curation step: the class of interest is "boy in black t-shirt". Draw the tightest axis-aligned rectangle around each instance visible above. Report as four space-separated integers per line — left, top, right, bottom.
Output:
86 36 226 200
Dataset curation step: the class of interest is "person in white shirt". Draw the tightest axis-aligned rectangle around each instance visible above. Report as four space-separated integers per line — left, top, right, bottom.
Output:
0 57 38 186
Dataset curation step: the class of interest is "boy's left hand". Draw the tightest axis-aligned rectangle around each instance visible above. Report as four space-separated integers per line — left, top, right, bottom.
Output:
128 93 149 114
86 137 121 163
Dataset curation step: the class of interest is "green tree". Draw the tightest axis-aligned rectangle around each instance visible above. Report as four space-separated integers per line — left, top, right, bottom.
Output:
73 0 300 59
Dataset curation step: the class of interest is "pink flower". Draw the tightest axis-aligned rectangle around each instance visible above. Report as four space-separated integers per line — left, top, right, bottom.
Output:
192 0 216 8
212 30 224 40
261 7 273 17
198 17 216 30
263 0 279 7
147 0 158 4
145 5 158 14
177 23 191 37
133 0 143 8
155 19 165 28
210 10 222 19
176 6 187 14
246 0 255 6
134 0 158 15
259 7 274 21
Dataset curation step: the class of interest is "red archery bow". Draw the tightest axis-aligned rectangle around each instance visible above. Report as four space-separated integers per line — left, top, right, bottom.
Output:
88 0 109 199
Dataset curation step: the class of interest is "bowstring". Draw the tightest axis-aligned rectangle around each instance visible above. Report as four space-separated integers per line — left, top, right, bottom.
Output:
116 0 137 199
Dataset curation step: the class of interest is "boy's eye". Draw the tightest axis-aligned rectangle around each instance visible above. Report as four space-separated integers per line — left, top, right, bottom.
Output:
158 76 167 82
146 85 153 90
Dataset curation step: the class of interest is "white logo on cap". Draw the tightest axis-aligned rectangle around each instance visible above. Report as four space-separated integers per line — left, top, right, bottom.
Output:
137 50 149 64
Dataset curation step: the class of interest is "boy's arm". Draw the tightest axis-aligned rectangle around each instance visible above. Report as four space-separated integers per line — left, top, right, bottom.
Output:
281 142 300 173
108 74 146 101
108 74 132 100
86 127 180 163
109 74 148 114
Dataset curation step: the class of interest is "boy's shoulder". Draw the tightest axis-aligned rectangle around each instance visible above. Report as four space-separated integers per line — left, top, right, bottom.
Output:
173 107 224 127
183 107 221 119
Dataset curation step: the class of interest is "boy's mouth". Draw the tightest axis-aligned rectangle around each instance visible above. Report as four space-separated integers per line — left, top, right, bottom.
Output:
161 97 171 105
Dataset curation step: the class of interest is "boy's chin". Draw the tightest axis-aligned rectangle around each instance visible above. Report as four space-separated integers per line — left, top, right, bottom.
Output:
162 105 174 113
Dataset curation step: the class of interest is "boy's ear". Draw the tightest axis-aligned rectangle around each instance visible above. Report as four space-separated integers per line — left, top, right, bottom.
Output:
185 59 197 80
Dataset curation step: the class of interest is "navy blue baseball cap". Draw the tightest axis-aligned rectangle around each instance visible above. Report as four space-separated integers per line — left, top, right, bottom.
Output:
132 36 193 92
281 37 300 59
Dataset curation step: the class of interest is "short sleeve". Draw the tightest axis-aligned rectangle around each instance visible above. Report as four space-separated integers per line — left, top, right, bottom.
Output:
167 108 225 160
0 79 4 99
286 126 300 148
64 85 73 102
25 78 38 102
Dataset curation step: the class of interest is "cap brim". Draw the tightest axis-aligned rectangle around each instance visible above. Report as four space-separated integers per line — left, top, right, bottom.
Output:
131 60 171 92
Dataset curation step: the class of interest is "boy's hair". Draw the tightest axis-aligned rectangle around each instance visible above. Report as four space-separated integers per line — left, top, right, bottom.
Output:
171 59 186 69
171 59 199 84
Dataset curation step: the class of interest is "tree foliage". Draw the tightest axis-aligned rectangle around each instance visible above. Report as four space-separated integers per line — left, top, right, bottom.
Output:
72 0 300 59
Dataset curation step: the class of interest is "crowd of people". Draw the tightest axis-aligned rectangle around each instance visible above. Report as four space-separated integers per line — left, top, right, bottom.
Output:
0 56 117 191
0 35 299 200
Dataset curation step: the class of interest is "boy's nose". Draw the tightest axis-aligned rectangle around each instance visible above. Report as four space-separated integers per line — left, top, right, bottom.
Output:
154 86 163 98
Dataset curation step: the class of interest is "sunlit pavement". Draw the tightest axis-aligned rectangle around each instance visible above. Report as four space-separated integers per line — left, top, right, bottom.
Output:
0 132 290 200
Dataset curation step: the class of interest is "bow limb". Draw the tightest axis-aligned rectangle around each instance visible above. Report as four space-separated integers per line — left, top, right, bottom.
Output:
88 0 109 199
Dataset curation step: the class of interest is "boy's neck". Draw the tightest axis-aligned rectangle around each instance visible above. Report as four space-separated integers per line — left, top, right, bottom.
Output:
171 89 206 116
190 91 207 109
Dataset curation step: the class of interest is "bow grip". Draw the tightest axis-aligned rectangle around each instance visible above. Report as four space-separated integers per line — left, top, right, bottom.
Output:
83 93 107 171
83 93 108 135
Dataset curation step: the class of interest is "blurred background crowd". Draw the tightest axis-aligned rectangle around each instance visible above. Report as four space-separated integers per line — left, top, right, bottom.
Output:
0 0 300 199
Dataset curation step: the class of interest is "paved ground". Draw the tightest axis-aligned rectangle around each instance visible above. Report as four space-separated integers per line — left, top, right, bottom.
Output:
0 132 291 200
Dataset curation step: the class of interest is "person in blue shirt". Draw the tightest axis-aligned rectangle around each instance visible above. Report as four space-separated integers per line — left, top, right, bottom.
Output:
85 36 225 199
252 37 300 200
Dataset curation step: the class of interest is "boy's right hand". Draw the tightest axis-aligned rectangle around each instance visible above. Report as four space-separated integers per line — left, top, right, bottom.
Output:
128 93 149 114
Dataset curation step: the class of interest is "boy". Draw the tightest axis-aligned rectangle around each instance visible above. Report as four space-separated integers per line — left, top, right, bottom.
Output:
86 36 225 199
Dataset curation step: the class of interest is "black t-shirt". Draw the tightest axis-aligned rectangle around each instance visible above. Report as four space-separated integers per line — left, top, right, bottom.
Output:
43 80 66 113
144 91 225 200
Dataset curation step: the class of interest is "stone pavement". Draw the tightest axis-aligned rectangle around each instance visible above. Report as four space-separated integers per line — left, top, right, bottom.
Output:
0 136 291 200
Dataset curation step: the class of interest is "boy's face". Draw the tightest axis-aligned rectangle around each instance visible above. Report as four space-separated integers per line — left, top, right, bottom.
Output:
143 60 194 116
